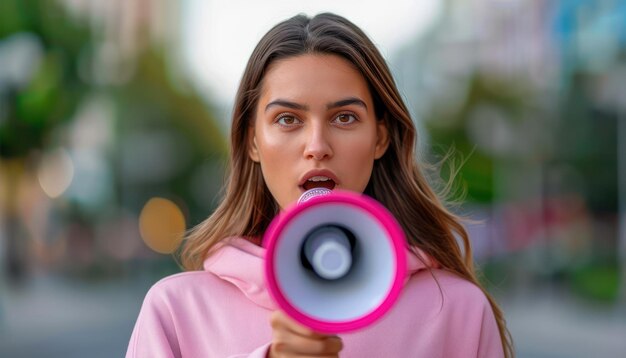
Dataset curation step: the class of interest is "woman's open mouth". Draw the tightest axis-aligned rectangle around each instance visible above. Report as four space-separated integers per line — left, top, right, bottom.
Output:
302 176 336 191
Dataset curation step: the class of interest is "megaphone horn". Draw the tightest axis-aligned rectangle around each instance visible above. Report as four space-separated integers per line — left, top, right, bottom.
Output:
264 189 407 334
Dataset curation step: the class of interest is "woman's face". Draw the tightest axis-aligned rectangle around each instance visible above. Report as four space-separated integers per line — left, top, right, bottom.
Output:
249 54 389 209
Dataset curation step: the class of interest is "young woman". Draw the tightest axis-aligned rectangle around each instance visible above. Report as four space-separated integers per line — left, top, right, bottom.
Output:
126 12 513 358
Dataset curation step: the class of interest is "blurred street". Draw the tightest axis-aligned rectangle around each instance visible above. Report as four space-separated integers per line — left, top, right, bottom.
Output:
502 289 626 358
0 274 149 358
1 273 625 358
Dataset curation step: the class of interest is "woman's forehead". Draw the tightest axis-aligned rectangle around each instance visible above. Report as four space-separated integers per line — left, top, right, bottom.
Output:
259 54 373 106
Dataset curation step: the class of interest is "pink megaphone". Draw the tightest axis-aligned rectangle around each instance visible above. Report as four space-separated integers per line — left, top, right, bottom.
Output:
263 188 407 334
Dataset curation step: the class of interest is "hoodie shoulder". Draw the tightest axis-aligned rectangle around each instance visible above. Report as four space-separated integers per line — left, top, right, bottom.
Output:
155 270 215 286
405 268 490 308
129 269 273 357
142 270 235 312
395 269 503 356
150 270 218 293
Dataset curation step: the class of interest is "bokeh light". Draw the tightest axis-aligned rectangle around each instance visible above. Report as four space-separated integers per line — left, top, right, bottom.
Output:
138 197 186 254
37 148 74 198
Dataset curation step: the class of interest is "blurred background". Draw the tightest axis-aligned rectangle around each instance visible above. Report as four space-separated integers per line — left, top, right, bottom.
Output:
0 0 624 357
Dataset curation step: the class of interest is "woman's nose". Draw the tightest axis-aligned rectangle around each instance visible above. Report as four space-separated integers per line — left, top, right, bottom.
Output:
303 125 333 161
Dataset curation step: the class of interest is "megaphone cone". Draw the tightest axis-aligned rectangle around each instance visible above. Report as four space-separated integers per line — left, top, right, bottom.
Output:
264 189 407 333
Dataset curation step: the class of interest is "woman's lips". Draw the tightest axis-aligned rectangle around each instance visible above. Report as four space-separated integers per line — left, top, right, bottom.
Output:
299 169 340 192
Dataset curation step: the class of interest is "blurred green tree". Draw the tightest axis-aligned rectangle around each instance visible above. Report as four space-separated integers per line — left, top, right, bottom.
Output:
0 0 228 282
422 74 532 204
0 0 91 281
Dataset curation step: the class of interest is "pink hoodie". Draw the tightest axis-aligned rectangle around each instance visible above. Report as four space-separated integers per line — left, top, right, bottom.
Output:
126 238 504 357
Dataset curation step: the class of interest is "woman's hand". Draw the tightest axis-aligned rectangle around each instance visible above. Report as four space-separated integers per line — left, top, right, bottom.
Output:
268 311 343 357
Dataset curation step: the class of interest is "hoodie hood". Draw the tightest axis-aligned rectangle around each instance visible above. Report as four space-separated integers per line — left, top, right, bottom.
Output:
203 237 438 310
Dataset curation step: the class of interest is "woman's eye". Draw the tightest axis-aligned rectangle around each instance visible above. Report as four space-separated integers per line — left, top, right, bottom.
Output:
334 113 357 125
276 115 301 126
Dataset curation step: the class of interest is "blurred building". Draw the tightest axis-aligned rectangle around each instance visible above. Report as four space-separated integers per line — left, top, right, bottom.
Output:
393 0 624 302
61 0 183 85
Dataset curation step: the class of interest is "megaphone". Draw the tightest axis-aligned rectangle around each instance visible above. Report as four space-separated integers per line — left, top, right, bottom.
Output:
264 188 407 334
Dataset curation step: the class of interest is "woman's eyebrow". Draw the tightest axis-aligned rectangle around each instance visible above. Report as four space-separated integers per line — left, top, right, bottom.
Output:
265 100 309 112
327 97 368 112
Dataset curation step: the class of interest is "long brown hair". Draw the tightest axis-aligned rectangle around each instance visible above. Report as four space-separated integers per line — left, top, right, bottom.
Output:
180 12 513 357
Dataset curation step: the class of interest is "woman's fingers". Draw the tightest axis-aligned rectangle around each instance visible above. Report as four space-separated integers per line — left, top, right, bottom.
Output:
272 333 343 356
269 311 343 357
270 311 324 338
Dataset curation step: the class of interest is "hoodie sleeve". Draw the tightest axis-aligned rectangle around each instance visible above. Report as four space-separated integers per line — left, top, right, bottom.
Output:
126 287 181 358
477 299 506 358
226 342 271 358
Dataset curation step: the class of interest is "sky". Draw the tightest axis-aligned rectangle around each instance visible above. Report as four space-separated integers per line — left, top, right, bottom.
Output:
181 0 440 108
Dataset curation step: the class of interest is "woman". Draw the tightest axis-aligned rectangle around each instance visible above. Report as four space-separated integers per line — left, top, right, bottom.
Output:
127 12 513 358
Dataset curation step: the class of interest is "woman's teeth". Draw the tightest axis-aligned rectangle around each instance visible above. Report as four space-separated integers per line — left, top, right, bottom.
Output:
303 176 336 191
308 176 331 182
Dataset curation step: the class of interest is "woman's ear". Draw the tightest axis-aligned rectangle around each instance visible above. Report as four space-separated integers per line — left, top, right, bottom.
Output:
248 126 260 162
374 119 390 159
